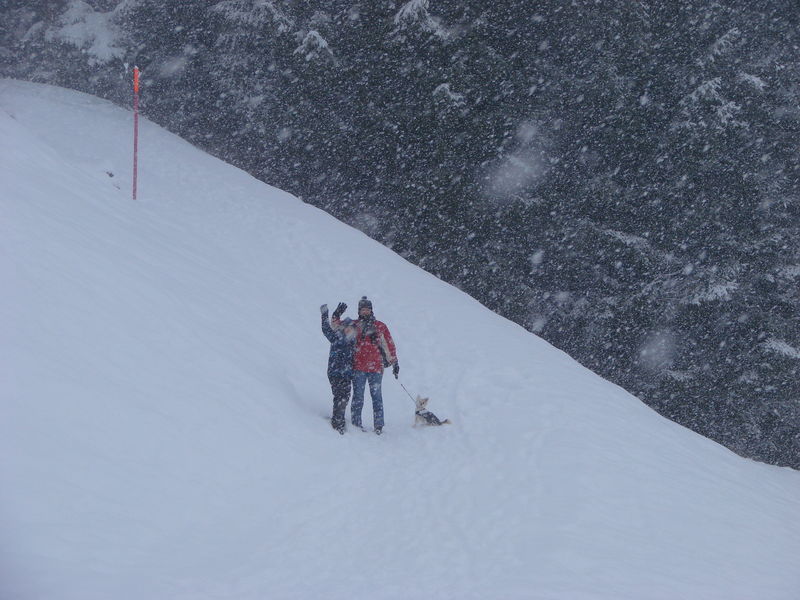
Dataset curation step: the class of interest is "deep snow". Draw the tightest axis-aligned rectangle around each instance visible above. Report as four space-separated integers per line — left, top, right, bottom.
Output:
1 79 799 600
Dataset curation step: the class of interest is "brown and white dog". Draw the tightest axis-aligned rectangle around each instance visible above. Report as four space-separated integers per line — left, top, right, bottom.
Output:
414 396 451 427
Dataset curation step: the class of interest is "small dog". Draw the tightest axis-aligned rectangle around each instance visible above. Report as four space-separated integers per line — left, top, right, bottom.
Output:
414 396 451 427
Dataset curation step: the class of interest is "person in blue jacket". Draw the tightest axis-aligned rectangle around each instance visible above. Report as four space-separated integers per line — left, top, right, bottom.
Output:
320 302 356 434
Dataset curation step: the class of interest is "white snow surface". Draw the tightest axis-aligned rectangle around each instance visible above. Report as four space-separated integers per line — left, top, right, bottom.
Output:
1 79 799 600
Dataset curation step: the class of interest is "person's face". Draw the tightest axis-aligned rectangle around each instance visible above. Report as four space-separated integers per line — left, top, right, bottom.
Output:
359 306 372 318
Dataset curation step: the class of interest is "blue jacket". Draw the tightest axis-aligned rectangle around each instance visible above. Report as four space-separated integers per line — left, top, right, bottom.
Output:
322 314 355 379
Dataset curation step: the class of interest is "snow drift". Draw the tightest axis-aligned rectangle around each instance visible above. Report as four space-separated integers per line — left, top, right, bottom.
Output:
1 79 799 600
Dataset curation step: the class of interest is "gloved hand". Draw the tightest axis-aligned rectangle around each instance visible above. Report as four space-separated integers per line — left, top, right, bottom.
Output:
332 302 347 319
320 304 328 315
392 361 400 379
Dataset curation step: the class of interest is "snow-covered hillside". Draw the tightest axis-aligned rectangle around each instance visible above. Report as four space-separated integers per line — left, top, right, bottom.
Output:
1 79 799 600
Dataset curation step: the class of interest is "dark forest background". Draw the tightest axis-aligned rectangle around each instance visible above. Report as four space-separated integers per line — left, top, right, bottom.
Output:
3 1 799 468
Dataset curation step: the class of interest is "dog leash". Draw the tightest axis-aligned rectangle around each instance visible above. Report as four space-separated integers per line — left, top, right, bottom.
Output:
398 381 417 405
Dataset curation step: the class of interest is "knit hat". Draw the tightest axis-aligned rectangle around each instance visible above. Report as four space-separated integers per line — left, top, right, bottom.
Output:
358 296 373 311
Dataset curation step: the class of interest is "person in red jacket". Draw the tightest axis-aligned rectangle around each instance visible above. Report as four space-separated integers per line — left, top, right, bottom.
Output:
337 296 398 435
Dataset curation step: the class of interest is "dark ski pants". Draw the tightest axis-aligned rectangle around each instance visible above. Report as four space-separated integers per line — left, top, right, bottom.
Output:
328 375 351 429
351 370 384 429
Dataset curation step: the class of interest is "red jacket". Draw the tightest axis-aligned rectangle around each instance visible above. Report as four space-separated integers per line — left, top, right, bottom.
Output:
337 317 396 373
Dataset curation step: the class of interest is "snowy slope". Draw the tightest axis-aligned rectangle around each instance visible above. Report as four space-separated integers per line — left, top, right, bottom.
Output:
1 79 799 600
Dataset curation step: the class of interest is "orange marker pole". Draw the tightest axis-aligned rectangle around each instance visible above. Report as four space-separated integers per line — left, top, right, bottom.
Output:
132 66 140 200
